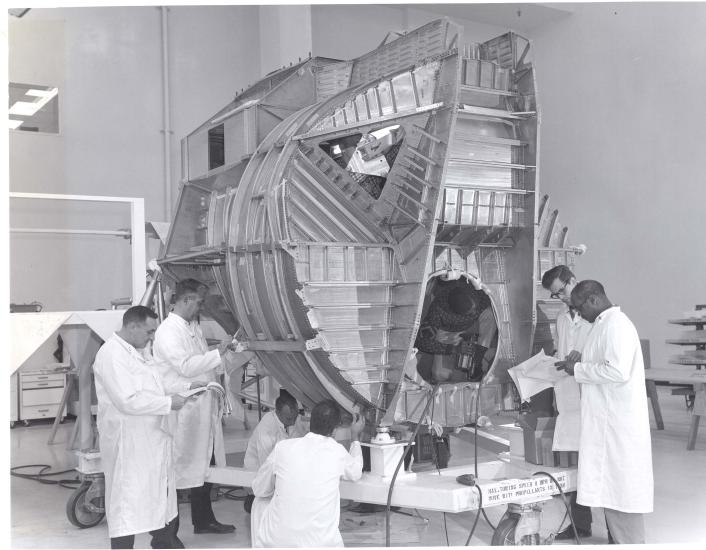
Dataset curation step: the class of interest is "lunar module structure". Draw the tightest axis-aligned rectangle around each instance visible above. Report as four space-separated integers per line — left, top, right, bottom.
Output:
159 19 582 427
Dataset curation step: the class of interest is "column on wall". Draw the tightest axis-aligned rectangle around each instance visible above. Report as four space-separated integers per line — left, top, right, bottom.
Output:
258 5 313 75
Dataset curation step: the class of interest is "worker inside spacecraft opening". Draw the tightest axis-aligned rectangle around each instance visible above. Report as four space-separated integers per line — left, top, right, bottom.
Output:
414 276 498 385
319 125 405 200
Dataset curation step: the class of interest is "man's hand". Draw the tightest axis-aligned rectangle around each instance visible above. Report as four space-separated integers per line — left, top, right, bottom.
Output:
218 338 235 356
555 360 576 376
171 395 187 410
566 350 582 363
189 381 207 390
350 411 366 441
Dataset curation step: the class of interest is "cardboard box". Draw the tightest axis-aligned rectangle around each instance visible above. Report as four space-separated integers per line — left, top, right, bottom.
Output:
517 413 556 465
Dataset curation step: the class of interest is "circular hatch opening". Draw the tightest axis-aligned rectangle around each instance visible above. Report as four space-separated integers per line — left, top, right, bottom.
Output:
414 271 499 385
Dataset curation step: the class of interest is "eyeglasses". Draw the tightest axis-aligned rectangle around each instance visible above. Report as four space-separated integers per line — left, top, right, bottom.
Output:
550 280 569 300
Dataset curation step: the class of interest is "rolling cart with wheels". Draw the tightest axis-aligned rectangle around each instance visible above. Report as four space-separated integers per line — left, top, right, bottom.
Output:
491 502 543 545
67 450 105 528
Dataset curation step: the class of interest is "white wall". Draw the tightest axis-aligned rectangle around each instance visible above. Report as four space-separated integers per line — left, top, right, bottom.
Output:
9 6 261 310
259 5 312 76
532 3 706 369
311 4 509 61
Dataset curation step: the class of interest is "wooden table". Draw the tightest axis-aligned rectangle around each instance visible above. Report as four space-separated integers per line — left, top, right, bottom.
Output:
644 367 706 450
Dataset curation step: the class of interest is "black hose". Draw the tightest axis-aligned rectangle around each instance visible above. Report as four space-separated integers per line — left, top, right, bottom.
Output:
384 385 438 547
472 375 496 531
533 471 580 544
10 464 81 489
464 485 484 545
428 397 451 545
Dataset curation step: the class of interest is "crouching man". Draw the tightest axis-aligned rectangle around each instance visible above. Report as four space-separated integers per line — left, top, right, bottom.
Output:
251 400 365 547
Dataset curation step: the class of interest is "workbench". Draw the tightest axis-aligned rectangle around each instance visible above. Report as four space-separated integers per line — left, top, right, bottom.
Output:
206 452 576 514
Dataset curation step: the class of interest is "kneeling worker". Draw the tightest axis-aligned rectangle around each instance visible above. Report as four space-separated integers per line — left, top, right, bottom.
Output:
251 400 365 547
243 390 302 512
94 306 195 549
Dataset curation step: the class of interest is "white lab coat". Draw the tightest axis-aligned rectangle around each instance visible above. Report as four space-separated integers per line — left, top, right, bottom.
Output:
552 307 592 451
251 433 363 547
153 312 224 488
573 306 653 513
93 334 188 538
244 410 309 470
244 411 289 470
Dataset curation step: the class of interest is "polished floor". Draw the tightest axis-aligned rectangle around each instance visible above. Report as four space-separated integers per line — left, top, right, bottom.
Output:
9 385 706 548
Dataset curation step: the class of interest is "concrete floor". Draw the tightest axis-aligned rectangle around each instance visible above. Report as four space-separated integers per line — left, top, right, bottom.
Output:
9 385 706 548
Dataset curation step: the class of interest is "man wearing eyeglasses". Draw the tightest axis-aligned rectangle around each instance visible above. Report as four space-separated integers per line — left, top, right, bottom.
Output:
555 280 653 544
541 265 593 540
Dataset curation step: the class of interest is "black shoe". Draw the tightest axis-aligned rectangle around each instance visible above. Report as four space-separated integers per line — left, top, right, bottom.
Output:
150 537 184 549
193 521 236 534
554 526 591 540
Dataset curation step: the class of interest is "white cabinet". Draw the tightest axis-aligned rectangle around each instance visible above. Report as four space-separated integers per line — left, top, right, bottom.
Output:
19 371 67 423
10 373 19 427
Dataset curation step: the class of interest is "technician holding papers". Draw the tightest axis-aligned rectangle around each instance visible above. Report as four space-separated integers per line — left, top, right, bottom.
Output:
542 266 593 540
508 266 593 540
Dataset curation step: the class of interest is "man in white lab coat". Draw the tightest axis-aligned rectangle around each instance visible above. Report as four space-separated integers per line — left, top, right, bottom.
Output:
251 400 365 547
94 306 195 549
153 279 236 536
244 390 302 470
541 265 593 539
556 280 653 544
242 390 302 512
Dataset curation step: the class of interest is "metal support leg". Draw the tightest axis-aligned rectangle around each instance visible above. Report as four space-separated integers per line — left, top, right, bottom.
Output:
48 373 74 445
256 374 262 421
687 383 704 450
687 415 700 451
645 380 664 430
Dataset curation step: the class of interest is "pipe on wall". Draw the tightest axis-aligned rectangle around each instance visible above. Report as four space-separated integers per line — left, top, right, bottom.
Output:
160 6 172 220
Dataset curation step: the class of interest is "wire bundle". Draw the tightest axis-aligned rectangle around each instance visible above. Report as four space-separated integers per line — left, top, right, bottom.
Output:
10 464 80 489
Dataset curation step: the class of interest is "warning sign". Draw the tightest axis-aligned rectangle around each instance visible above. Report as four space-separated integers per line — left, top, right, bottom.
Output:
480 472 569 505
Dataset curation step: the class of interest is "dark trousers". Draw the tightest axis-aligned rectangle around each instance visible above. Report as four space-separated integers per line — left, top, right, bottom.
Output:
566 491 593 532
110 516 182 549
190 482 217 527
182 452 217 530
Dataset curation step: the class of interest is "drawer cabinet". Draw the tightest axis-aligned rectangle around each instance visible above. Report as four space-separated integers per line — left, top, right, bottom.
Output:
10 373 19 427
19 370 66 424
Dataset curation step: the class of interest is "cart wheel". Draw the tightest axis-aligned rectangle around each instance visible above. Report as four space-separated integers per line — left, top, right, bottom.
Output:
59 416 66 424
23 419 31 427
66 481 105 528
10 421 16 429
491 516 541 545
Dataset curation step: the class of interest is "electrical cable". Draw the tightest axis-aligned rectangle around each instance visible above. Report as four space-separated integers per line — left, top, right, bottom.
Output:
533 471 580 545
443 512 450 546
428 389 450 546
463 485 483 545
472 370 497 532
384 385 437 547
10 464 81 489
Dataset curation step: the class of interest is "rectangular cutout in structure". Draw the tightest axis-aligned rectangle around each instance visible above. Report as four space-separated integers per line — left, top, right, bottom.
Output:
208 124 225 170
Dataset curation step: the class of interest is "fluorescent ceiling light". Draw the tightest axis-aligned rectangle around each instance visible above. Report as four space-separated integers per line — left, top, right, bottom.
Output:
26 88 58 98
8 88 58 117
9 101 42 116
9 119 24 130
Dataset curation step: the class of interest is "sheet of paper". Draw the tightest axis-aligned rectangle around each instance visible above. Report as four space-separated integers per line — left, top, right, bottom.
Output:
508 350 569 401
